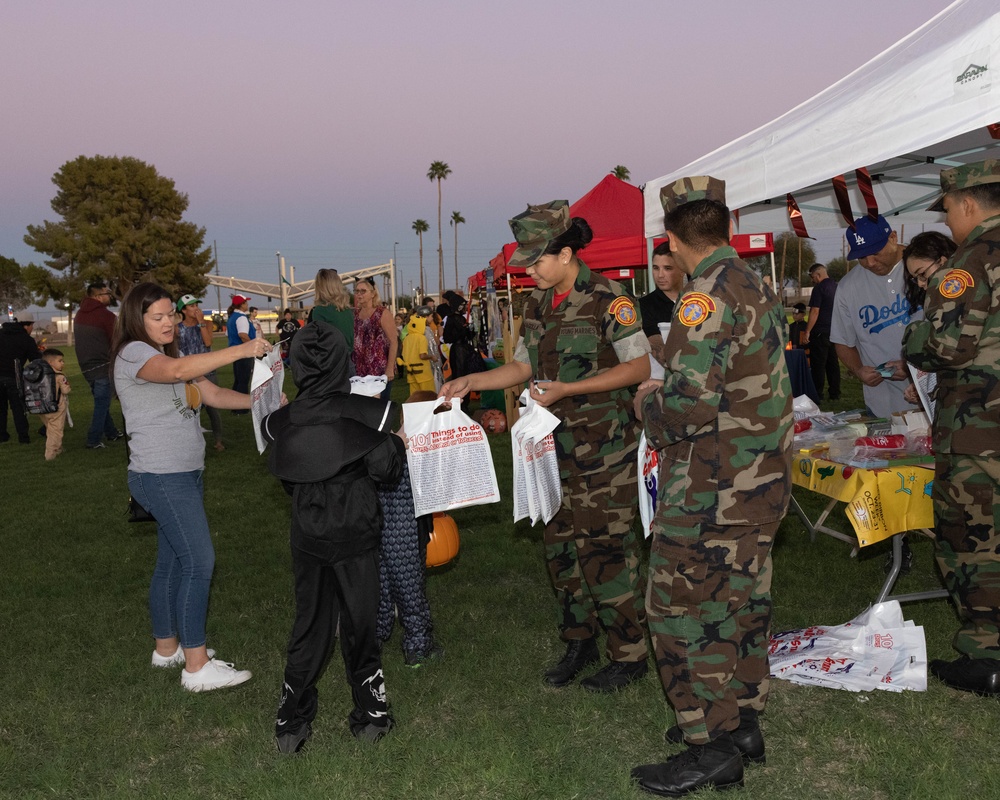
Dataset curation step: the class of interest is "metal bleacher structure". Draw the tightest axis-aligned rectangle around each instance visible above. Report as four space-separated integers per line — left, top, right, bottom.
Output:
205 256 399 314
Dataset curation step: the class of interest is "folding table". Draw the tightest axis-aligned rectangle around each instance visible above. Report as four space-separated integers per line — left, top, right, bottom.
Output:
789 454 948 604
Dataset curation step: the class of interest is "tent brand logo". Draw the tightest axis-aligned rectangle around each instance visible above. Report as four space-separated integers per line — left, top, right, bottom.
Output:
956 63 988 85
954 49 991 98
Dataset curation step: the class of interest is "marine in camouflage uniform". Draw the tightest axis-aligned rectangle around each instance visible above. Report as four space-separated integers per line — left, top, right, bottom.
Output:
515 257 650 669
426 199 653 692
902 158 1000 693
632 176 792 798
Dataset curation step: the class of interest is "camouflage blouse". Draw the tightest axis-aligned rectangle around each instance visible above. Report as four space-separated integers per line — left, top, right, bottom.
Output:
902 213 1000 458
641 246 794 526
514 260 649 467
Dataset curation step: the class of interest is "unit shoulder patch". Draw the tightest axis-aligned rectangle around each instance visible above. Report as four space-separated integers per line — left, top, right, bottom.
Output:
608 296 637 326
677 292 718 327
939 268 975 299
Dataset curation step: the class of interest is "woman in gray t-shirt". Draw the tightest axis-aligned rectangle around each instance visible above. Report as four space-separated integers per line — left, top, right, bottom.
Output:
113 282 274 693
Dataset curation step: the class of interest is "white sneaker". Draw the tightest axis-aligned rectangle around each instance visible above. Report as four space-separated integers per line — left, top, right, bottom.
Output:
180 658 252 692
151 646 217 668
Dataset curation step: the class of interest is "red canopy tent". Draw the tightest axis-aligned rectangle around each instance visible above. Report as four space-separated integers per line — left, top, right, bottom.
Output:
471 176 775 293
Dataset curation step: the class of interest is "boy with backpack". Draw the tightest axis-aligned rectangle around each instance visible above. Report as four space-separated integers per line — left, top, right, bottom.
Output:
25 348 71 460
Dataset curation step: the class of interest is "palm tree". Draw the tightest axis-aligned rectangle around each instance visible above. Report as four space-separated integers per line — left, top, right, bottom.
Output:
450 211 465 291
611 165 631 182
427 160 452 295
412 219 430 295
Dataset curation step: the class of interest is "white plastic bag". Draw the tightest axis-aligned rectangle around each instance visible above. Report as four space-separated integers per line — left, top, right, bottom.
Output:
768 600 927 692
510 390 562 525
350 375 387 397
403 397 501 517
251 351 285 454
637 433 658 538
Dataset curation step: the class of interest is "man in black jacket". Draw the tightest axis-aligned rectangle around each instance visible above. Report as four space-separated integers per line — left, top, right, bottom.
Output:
0 316 41 444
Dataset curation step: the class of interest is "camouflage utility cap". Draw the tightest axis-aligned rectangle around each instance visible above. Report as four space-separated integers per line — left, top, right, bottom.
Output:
660 176 727 215
928 158 1000 212
508 200 571 267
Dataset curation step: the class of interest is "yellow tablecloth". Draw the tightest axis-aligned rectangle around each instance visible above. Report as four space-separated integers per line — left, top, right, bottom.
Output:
792 455 934 546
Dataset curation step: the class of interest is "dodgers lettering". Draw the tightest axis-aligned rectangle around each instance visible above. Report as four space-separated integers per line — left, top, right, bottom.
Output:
859 293 911 332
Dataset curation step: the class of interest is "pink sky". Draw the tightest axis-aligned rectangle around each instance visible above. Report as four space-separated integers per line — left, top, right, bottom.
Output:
2 0 953 304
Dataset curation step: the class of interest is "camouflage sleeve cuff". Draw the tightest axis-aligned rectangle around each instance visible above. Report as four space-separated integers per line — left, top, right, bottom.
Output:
612 331 650 364
901 320 933 368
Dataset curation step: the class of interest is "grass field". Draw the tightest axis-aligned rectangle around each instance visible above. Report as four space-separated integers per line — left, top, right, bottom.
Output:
1 345 998 800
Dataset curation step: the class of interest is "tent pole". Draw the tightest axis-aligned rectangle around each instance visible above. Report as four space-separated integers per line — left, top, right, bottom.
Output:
797 237 802 299
389 258 397 315
646 237 655 294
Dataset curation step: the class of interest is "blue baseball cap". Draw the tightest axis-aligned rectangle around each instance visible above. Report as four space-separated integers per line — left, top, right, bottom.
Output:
845 215 892 260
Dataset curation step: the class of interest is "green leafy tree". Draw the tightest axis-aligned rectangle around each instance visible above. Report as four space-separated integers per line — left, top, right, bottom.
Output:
611 165 631 182
412 219 430 296
450 211 465 291
0 255 35 313
426 161 452 295
824 256 851 281
24 155 212 302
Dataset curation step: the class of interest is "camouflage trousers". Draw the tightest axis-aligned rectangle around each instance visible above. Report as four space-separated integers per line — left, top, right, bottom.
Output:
543 461 648 664
646 519 776 745
933 453 1000 659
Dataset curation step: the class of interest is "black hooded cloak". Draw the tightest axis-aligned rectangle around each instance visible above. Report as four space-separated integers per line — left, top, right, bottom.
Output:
261 321 405 561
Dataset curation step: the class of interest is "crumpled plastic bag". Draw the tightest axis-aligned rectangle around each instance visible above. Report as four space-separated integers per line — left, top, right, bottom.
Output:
769 600 927 692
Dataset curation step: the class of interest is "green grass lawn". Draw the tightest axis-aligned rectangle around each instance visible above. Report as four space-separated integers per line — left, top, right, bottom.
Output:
2 352 998 799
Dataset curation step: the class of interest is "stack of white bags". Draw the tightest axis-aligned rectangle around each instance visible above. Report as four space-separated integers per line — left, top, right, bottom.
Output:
768 600 927 692
510 390 562 527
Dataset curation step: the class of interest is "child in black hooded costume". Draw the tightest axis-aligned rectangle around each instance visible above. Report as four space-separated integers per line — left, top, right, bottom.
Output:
261 321 405 753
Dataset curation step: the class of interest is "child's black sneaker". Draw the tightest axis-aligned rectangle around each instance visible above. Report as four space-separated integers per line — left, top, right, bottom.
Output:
404 641 444 668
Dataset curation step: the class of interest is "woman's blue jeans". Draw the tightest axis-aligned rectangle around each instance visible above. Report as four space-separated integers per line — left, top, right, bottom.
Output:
128 470 215 648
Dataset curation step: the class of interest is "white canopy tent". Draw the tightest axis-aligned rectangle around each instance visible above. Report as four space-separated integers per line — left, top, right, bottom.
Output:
643 0 1000 238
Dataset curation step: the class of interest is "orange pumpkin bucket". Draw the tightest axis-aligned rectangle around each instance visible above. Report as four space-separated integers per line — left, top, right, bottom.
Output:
426 512 460 567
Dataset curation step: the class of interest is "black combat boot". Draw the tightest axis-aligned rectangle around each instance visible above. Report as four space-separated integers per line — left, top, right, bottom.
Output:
632 733 744 796
930 655 1000 695
580 659 647 692
664 707 765 765
543 638 599 687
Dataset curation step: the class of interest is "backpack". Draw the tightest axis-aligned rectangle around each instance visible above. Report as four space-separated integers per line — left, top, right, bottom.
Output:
21 358 60 415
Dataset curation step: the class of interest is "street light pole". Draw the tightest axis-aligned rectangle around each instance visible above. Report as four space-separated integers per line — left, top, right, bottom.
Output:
393 242 399 311
277 252 288 312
